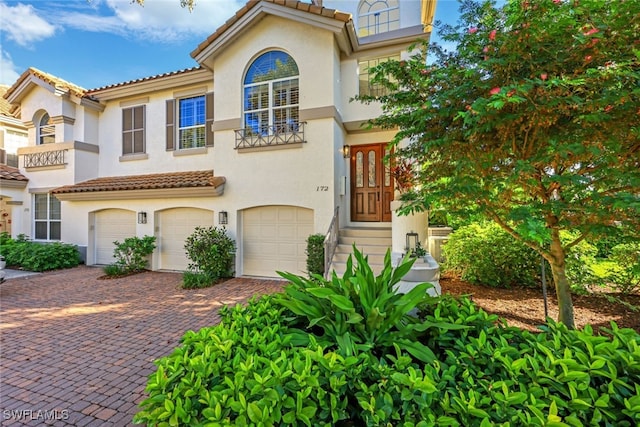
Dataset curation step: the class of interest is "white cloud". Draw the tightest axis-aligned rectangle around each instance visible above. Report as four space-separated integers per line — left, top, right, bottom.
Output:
0 2 57 46
53 0 246 43
0 49 21 86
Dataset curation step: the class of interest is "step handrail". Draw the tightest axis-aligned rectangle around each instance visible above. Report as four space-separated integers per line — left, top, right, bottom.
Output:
323 207 339 279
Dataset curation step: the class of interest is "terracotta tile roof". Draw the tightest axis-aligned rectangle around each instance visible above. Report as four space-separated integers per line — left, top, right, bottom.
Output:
52 170 225 194
0 165 28 182
86 67 205 94
5 67 88 101
0 85 13 117
191 0 351 58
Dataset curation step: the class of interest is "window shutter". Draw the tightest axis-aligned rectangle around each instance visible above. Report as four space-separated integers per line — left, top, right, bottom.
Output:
205 92 214 147
166 99 175 151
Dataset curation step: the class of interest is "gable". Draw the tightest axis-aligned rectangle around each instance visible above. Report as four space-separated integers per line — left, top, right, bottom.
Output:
192 0 353 70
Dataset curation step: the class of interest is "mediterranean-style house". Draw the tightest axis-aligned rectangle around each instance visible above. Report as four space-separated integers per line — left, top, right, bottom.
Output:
2 0 442 285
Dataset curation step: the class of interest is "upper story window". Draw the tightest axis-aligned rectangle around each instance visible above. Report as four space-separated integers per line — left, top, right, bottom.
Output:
178 96 205 149
357 0 400 37
34 193 61 241
122 105 145 155
358 54 400 96
38 113 55 144
243 51 299 135
165 93 213 152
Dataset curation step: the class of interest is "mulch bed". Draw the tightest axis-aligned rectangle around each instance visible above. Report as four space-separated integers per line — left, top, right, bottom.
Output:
440 273 640 333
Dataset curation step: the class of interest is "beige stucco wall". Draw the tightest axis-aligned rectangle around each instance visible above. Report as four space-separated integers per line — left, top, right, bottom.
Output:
96 82 214 177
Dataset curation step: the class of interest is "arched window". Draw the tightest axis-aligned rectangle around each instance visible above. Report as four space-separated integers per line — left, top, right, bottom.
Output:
243 51 299 135
357 0 400 36
38 113 55 144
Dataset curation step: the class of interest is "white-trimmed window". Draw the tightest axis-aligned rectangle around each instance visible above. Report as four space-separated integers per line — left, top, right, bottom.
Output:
34 193 61 241
178 96 205 149
358 0 400 37
38 113 55 144
122 105 145 155
358 54 400 96
243 51 299 135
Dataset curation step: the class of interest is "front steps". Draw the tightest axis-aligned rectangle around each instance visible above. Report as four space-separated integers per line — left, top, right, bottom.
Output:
328 226 441 296
329 227 392 276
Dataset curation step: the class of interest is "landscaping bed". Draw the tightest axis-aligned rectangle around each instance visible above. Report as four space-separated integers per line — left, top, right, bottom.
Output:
441 273 640 333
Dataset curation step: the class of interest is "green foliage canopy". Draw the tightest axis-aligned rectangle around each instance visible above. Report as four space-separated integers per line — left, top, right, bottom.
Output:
358 0 640 328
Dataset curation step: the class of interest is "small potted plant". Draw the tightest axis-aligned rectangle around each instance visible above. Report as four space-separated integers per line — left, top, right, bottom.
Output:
412 242 428 261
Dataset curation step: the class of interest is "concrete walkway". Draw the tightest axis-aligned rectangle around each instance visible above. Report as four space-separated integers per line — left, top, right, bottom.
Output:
0 266 285 426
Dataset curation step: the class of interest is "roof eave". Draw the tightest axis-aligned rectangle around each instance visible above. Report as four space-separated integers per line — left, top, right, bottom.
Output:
87 68 212 101
0 179 28 189
53 184 225 201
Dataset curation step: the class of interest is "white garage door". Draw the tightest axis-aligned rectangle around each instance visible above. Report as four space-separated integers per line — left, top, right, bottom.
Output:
158 208 214 271
95 209 136 265
242 206 314 277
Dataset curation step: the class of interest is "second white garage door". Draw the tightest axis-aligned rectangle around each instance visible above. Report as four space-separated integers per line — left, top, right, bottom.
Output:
242 206 314 277
158 208 214 271
95 209 136 265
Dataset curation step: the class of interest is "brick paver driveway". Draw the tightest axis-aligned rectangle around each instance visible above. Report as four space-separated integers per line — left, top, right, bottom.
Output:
0 266 284 426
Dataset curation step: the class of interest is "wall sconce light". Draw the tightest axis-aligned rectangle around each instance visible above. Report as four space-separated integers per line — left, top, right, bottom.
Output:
137 211 147 224
218 210 228 225
342 145 350 158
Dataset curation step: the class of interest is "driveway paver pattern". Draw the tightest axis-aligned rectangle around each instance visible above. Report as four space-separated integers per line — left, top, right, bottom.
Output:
0 266 285 426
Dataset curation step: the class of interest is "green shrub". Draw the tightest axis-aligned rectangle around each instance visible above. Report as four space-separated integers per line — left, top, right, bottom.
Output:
305 233 325 277
0 231 11 245
111 235 156 274
184 226 235 279
136 249 640 426
443 222 600 291
135 295 351 425
562 233 599 294
443 222 541 287
102 264 124 276
182 270 216 289
0 239 80 272
606 241 640 294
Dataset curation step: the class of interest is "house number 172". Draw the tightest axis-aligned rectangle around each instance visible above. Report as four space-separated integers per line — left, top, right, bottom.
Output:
316 186 329 191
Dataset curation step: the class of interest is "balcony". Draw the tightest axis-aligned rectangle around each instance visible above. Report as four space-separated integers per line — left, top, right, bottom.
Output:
23 149 67 168
18 142 99 172
234 122 305 150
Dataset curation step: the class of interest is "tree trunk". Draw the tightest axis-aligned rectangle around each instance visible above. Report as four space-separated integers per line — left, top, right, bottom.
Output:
548 232 575 329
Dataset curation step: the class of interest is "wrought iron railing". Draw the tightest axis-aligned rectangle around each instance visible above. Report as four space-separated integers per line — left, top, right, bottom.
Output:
323 207 339 279
234 122 305 149
23 149 67 168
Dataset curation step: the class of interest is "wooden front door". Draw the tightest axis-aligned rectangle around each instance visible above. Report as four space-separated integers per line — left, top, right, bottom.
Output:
350 143 393 222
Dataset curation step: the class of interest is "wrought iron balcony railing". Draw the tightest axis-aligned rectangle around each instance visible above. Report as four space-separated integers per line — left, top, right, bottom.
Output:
234 122 305 150
23 149 67 168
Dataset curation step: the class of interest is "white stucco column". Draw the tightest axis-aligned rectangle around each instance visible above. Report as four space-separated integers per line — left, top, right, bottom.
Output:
390 200 428 255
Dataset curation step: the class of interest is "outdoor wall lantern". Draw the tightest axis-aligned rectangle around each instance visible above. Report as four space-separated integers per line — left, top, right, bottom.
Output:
342 145 351 158
137 211 147 224
218 210 228 225
405 231 419 256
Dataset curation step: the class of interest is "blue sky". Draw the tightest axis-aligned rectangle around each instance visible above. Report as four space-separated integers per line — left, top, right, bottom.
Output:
0 0 466 90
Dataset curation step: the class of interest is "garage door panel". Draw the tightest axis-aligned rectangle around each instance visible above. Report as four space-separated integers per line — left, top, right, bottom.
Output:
95 210 136 265
159 208 213 271
296 224 314 238
243 206 313 277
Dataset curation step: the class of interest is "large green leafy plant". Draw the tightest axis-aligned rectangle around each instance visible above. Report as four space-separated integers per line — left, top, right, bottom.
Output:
358 0 640 329
277 246 464 363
